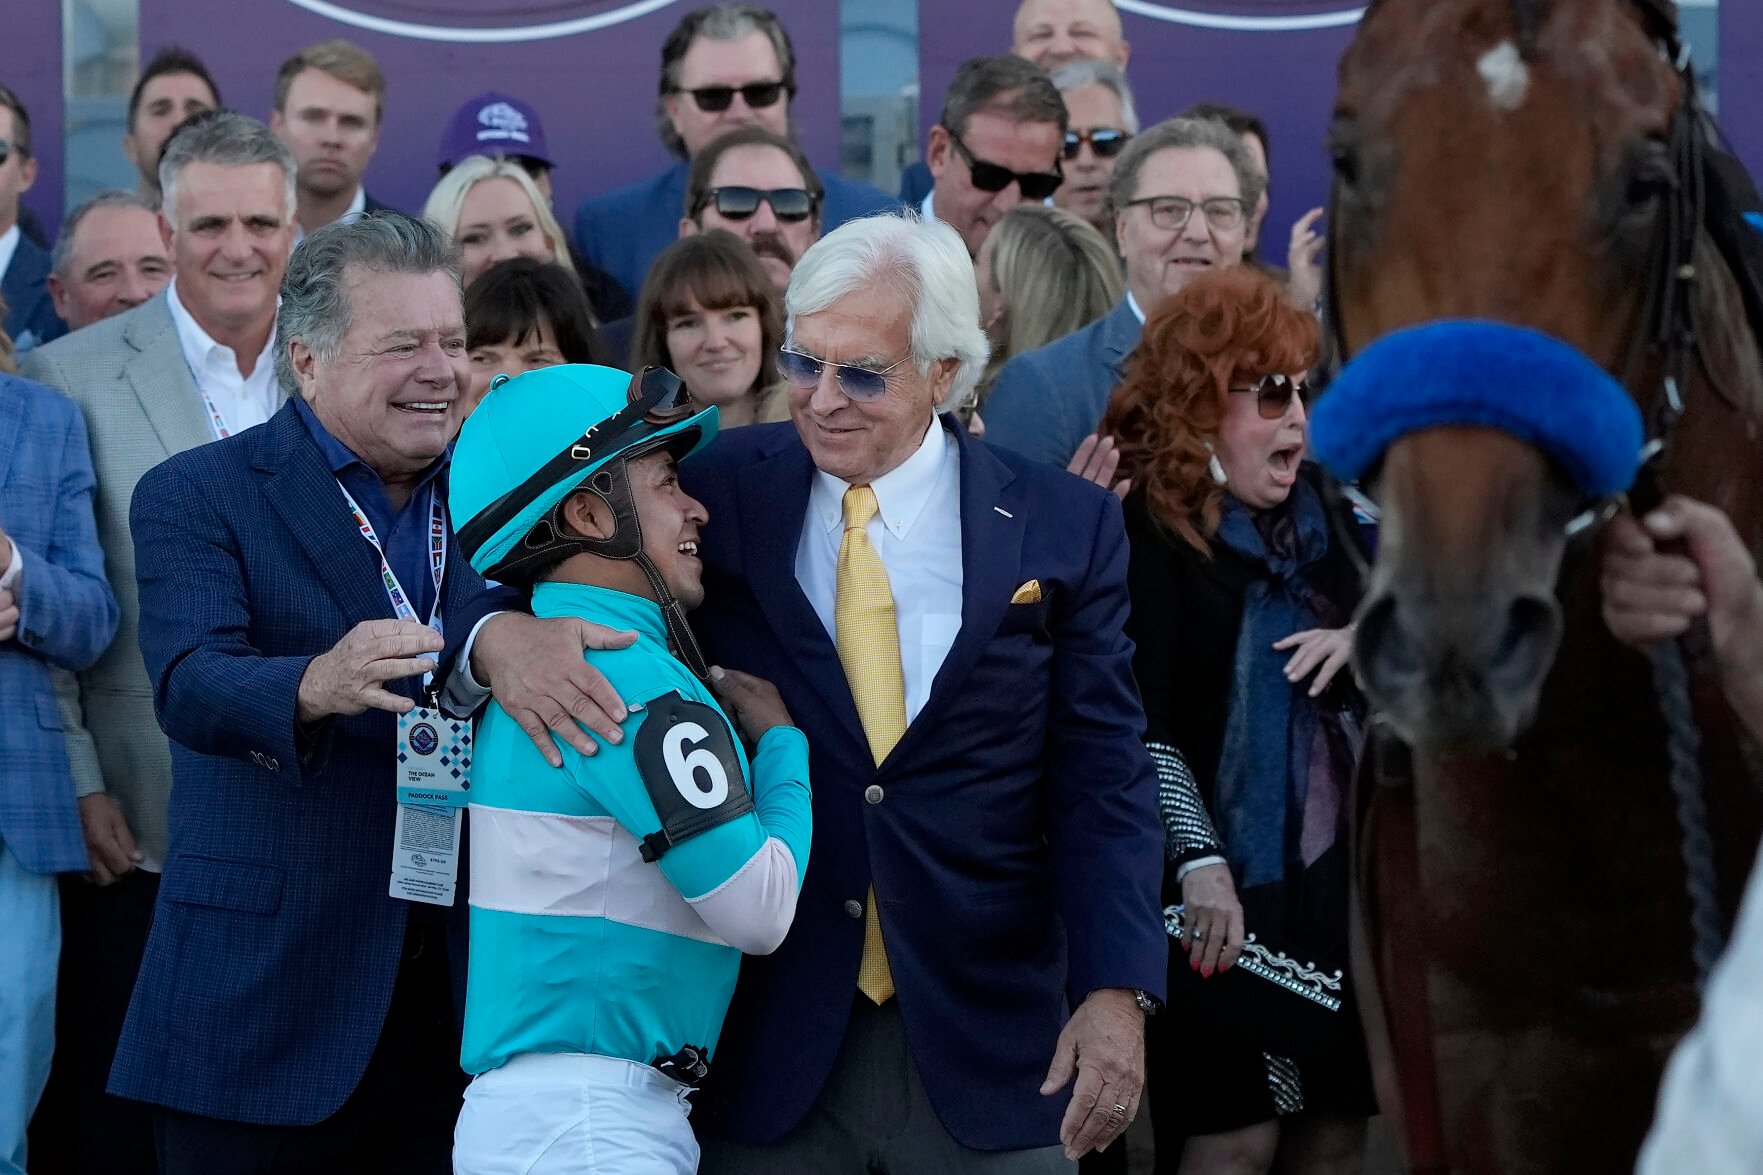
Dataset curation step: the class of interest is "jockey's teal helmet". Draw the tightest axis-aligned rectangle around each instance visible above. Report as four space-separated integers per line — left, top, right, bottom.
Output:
450 364 719 588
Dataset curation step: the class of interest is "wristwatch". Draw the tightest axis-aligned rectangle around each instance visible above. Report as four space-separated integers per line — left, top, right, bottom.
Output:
1133 989 1160 1016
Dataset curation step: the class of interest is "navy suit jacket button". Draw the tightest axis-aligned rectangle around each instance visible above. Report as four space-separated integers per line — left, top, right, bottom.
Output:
864 784 884 805
843 899 864 919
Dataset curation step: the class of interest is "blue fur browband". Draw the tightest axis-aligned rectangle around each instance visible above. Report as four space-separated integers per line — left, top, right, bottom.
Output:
1309 320 1645 498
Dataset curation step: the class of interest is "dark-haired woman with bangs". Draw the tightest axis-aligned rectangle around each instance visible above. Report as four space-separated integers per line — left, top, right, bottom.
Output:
464 257 609 415
632 231 788 428
1101 265 1375 1174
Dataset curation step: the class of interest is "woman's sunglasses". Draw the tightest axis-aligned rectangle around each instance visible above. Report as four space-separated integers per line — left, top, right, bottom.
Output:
778 348 907 402
1063 128 1131 160
698 186 817 223
671 81 790 113
1229 373 1312 420
946 129 1063 201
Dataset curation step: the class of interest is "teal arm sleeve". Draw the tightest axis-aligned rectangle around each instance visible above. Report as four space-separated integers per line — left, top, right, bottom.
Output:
748 725 812 886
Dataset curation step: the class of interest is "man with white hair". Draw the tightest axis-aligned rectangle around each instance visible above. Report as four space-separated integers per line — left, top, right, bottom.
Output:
679 211 1166 1171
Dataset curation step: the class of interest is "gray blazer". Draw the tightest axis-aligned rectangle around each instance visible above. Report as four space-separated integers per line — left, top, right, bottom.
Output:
22 292 288 869
979 298 1144 470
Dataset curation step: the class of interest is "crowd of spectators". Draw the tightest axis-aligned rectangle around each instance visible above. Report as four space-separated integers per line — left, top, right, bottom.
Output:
16 2 1731 1174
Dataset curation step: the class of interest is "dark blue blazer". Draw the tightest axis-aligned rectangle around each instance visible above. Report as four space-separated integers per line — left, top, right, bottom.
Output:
982 298 1143 470
3 232 67 357
109 402 498 1125
572 161 897 300
0 373 117 874
683 417 1165 1151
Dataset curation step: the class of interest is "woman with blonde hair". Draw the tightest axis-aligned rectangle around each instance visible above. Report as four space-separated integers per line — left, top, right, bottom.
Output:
631 232 788 428
422 155 572 289
974 203 1123 399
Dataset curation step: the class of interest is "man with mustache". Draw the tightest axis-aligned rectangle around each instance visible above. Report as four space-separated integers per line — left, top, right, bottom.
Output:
270 40 397 241
601 125 823 363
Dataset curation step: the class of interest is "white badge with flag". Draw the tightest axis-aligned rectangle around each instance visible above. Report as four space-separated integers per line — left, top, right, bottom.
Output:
335 480 470 906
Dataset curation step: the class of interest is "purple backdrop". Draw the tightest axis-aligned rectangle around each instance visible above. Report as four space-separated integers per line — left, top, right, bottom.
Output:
1723 2 1762 177
2 11 64 242
921 1 1763 262
6 3 1763 256
135 0 844 227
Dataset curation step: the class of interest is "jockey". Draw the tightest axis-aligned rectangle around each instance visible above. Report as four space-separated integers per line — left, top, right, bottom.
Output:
448 363 813 1174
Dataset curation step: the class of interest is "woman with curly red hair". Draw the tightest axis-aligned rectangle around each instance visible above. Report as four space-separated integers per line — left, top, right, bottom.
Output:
1101 266 1375 1174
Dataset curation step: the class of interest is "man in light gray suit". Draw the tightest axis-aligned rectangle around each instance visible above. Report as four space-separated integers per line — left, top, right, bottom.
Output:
22 111 296 1175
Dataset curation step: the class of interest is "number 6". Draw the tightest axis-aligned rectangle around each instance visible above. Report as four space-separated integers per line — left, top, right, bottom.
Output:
663 722 729 808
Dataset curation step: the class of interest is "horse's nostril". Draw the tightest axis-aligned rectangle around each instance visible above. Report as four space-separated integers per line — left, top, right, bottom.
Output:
1353 594 1418 686
1489 594 1561 692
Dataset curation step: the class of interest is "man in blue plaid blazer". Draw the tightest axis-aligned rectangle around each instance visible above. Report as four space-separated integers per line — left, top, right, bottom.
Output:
108 213 639 1174
0 371 118 1173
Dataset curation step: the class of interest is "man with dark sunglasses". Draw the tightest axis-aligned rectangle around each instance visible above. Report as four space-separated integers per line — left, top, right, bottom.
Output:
573 4 892 303
924 56 1067 259
1050 60 1138 246
681 126 824 296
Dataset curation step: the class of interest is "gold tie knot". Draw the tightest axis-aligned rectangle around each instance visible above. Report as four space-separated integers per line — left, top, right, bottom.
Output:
843 485 880 532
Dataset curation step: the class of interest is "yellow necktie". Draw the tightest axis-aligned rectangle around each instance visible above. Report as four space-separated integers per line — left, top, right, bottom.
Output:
836 486 905 1004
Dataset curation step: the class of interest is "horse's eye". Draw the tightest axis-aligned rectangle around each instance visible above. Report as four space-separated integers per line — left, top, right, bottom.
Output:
1624 142 1676 208
1327 119 1362 189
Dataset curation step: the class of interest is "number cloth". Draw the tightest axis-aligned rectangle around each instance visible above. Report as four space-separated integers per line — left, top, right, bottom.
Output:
460 581 813 1078
836 485 905 1005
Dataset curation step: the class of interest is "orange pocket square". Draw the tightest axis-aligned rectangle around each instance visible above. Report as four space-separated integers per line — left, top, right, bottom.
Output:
1010 579 1042 605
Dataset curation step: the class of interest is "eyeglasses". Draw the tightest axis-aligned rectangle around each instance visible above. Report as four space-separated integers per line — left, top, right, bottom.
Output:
1228 373 1311 420
670 81 791 113
1063 128 1131 160
1125 195 1248 233
698 186 817 223
778 347 908 402
945 129 1063 200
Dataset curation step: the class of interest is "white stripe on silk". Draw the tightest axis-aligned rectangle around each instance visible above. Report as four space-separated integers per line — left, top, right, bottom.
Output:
468 803 729 946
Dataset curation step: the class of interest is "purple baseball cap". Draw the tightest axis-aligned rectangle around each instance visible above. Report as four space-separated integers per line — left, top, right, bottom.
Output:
438 91 553 171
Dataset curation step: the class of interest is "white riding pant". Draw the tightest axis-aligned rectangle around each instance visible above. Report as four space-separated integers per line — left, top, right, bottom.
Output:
454 1052 698 1175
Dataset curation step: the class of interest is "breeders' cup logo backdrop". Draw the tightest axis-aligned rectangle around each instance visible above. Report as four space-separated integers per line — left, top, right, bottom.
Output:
1114 2 1364 31
278 0 686 43
134 0 843 227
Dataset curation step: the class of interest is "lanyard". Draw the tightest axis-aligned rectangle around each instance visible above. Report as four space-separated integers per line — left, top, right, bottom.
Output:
336 481 447 681
197 382 233 440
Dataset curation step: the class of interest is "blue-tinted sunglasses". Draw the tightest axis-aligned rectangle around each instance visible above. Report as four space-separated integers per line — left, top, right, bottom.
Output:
778 347 908 402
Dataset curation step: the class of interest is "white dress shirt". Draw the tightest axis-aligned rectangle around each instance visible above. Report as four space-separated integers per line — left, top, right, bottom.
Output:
165 278 280 437
0 534 22 592
796 418 964 724
292 186 367 248
1126 289 1147 325
0 223 19 284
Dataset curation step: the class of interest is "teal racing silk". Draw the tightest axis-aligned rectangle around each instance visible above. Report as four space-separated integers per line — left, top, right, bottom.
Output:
461 581 812 1079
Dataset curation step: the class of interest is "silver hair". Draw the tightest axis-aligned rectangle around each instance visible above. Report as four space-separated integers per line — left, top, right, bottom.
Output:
158 111 296 227
1049 59 1140 135
1106 116 1265 220
784 212 990 412
273 212 461 397
51 189 158 276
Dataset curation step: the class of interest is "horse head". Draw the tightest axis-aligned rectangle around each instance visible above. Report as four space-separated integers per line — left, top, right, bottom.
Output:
1323 0 1760 749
